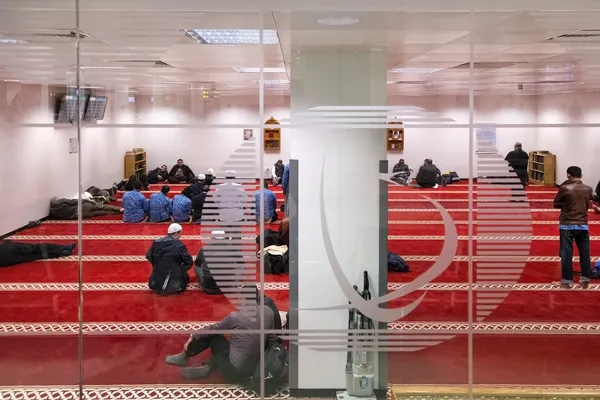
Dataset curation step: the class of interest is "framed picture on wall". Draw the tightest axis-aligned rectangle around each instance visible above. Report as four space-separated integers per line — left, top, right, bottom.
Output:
243 129 254 141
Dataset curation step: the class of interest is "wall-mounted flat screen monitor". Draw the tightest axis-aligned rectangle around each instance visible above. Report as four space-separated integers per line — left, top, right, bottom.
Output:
56 94 87 123
83 96 108 121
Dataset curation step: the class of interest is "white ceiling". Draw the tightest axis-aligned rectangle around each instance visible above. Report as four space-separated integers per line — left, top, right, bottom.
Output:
1 1 600 96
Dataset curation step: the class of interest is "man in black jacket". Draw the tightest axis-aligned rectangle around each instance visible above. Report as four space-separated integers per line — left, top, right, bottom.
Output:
416 159 441 188
168 159 195 183
504 142 529 187
392 158 411 185
0 241 76 267
146 223 193 295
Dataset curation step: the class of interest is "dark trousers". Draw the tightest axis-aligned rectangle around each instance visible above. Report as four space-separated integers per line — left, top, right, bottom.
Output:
559 229 592 283
0 242 67 268
168 176 188 183
185 334 242 383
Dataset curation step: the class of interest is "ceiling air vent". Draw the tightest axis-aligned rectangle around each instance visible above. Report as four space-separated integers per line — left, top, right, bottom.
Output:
113 60 173 67
389 80 428 85
451 62 524 69
33 30 90 39
549 30 600 41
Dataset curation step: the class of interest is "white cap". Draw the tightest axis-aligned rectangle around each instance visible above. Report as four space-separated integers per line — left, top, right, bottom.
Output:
168 223 183 234
211 230 226 240
206 168 215 175
197 173 206 180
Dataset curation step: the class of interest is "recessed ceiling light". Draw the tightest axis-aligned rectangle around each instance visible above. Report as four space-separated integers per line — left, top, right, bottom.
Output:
389 67 442 74
0 38 27 44
235 67 286 73
80 66 125 69
317 17 360 26
184 29 279 45
254 79 289 85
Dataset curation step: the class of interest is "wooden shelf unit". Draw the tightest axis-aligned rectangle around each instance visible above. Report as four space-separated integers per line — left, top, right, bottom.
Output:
124 149 147 179
528 150 556 186
264 116 281 152
387 121 404 151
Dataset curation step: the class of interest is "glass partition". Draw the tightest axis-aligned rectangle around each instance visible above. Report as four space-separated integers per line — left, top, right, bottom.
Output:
1 1 599 399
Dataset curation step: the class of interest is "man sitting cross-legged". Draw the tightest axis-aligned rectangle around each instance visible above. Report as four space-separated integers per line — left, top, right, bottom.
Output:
164 287 275 382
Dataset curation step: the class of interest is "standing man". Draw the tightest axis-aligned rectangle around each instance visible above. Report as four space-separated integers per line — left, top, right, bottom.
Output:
553 166 594 289
282 163 290 216
504 142 529 187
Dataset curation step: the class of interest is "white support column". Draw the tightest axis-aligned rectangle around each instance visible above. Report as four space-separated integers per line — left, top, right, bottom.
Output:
289 50 387 391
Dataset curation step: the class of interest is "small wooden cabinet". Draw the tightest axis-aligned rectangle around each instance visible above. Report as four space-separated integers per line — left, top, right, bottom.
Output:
387 121 404 151
264 116 281 152
528 150 556 186
124 149 147 179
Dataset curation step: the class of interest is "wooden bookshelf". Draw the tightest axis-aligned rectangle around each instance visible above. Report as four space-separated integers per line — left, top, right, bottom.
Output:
124 149 147 179
264 116 281 152
528 150 556 186
387 121 404 151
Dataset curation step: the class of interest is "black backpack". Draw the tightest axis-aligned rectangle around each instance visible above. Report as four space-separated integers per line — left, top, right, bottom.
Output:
256 229 283 248
248 336 289 394
264 250 289 274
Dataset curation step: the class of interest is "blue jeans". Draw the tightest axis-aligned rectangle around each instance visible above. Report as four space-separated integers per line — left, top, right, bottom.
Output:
559 229 592 284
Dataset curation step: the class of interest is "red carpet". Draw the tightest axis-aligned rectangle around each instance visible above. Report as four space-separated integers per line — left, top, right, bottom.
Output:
2 182 600 387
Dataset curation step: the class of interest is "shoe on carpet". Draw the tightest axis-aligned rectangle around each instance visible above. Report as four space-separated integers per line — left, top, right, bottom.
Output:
434 184 439 189
165 352 188 367
60 243 77 256
181 365 213 380
552 281 574 289
27 220 41 228
579 281 591 289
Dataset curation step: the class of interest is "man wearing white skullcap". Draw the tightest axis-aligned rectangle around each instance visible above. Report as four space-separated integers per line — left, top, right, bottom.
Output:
146 223 193 295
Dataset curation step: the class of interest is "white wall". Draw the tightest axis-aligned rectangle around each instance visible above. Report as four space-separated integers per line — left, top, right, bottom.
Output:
385 94 538 177
537 92 600 190
0 85 128 235
110 93 538 180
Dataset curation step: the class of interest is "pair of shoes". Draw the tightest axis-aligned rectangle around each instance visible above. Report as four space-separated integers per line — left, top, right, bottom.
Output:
552 281 574 289
164 352 187 367
580 281 591 289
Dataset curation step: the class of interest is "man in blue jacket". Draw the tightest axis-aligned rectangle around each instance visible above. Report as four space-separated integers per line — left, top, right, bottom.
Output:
281 163 289 217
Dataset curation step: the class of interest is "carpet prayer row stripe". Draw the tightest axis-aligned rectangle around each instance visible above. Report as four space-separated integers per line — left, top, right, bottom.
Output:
1 282 598 292
38 209 573 225
36 255 600 262
0 385 290 399
13 235 600 240
2 322 600 335
39 219 600 225
112 198 557 202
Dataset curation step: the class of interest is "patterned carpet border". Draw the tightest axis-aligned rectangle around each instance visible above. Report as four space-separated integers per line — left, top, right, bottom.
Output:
2 282 599 292
2 322 600 336
35 255 600 262
0 385 289 400
12 234 600 241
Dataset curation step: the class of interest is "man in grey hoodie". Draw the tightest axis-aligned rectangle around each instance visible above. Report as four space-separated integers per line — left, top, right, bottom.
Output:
165 296 275 382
